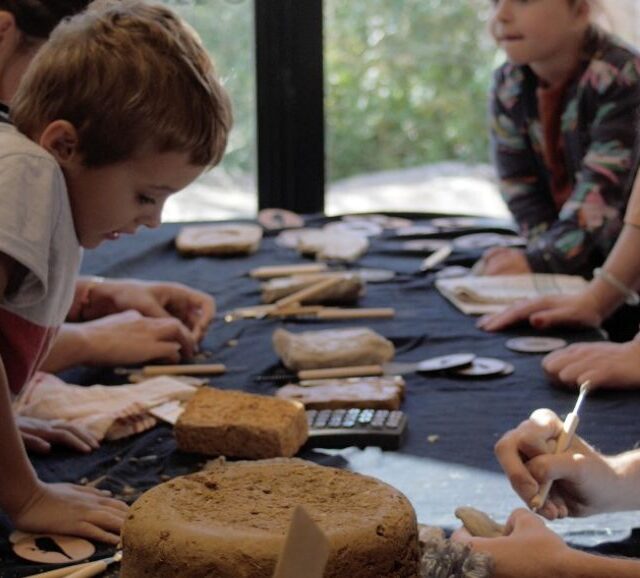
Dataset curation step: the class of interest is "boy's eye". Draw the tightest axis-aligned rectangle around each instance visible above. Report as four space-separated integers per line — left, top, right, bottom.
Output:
137 193 156 205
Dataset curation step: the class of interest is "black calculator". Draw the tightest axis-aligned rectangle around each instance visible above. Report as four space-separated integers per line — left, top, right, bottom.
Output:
304 408 408 450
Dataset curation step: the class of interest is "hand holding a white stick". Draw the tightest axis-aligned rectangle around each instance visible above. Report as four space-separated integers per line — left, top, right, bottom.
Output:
494 382 640 519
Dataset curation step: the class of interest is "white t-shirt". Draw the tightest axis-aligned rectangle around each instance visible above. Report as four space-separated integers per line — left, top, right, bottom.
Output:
0 123 82 394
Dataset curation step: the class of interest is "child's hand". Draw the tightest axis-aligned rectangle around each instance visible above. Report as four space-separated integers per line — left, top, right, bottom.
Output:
494 409 623 518
81 279 215 343
16 416 99 454
452 509 571 578
543 340 640 391
80 309 197 364
477 291 603 332
11 482 129 545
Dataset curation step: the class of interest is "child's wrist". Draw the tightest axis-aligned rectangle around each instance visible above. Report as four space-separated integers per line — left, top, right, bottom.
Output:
1 469 41 520
588 277 626 320
78 276 106 321
607 449 640 511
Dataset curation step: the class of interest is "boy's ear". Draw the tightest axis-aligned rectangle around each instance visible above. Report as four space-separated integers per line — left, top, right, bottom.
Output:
0 11 17 37
0 10 19 61
39 120 81 166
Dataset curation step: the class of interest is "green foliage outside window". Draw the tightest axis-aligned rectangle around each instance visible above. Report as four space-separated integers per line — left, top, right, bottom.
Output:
166 1 499 183
325 0 499 181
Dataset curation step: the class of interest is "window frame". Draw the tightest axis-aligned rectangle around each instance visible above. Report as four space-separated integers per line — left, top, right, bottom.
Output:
254 0 325 213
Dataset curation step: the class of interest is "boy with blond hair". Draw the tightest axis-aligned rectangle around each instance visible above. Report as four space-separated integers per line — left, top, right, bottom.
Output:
0 0 232 543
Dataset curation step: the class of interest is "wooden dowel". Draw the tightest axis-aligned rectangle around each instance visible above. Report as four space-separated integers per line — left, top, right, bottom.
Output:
268 306 325 318
297 365 384 380
250 263 328 279
141 363 226 377
65 559 110 578
315 308 395 320
22 561 94 578
274 277 342 309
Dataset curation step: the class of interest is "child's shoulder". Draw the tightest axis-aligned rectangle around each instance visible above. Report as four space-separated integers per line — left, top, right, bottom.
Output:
579 32 640 95
586 31 640 71
0 124 58 167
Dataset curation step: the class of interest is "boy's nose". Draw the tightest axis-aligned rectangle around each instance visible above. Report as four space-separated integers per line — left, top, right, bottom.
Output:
138 209 162 229
492 0 512 21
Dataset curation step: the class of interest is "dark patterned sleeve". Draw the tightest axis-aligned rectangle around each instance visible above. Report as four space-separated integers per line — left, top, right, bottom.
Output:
525 55 640 275
490 67 559 253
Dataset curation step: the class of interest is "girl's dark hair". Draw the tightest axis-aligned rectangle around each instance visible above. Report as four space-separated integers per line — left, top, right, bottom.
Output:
0 1 92 38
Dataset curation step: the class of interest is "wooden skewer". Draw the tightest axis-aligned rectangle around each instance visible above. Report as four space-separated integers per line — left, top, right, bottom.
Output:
274 277 343 310
297 365 385 381
22 551 122 578
419 243 453 271
22 562 95 578
65 551 122 578
250 263 328 279
268 306 325 318
315 307 395 320
140 363 226 377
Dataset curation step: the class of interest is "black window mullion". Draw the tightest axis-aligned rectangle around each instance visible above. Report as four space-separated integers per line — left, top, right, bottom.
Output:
254 0 325 213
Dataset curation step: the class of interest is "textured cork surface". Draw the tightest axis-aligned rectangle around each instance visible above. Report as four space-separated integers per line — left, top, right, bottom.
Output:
174 388 308 458
121 459 420 578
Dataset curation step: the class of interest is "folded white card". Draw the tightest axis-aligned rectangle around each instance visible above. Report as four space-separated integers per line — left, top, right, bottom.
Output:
435 274 589 315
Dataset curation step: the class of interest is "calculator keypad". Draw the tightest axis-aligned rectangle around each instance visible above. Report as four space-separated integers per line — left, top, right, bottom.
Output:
305 408 407 450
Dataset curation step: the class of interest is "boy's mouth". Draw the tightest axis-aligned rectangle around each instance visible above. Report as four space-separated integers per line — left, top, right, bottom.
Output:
499 34 524 42
105 231 121 240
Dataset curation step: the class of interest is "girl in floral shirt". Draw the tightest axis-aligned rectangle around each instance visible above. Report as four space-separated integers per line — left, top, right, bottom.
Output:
482 0 640 277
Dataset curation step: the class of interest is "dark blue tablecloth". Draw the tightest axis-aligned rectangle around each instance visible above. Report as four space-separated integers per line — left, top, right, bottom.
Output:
2 215 639 577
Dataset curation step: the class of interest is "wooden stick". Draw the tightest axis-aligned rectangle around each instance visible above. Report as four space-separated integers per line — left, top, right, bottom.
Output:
250 263 328 279
419 243 452 271
22 562 95 578
224 304 275 321
140 363 226 377
22 551 122 578
268 305 325 318
274 277 343 309
65 560 110 578
65 551 122 578
297 365 385 380
315 307 395 320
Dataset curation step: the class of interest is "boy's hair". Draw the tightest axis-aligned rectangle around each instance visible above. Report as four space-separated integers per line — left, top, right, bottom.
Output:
11 0 232 168
0 0 91 38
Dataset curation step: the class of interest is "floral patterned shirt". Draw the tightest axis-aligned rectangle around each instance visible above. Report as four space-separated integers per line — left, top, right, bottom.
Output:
490 30 640 276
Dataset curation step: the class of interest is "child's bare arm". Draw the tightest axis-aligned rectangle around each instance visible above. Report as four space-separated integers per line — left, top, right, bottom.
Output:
0 252 128 543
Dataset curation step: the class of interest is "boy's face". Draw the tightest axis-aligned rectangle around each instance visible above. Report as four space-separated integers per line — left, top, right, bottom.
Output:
489 0 589 72
62 150 205 249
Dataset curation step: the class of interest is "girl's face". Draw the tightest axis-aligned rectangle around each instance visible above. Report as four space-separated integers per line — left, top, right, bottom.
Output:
0 11 45 103
489 0 591 82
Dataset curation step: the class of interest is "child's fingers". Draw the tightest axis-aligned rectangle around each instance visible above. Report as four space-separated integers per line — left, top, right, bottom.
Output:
49 421 100 450
96 499 130 514
477 298 542 331
65 485 129 513
548 488 569 519
86 508 128 534
76 521 122 545
55 422 100 448
155 318 197 358
20 432 52 454
43 428 94 453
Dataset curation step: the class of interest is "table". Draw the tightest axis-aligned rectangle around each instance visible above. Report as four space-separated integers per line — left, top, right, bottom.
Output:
2 214 640 576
